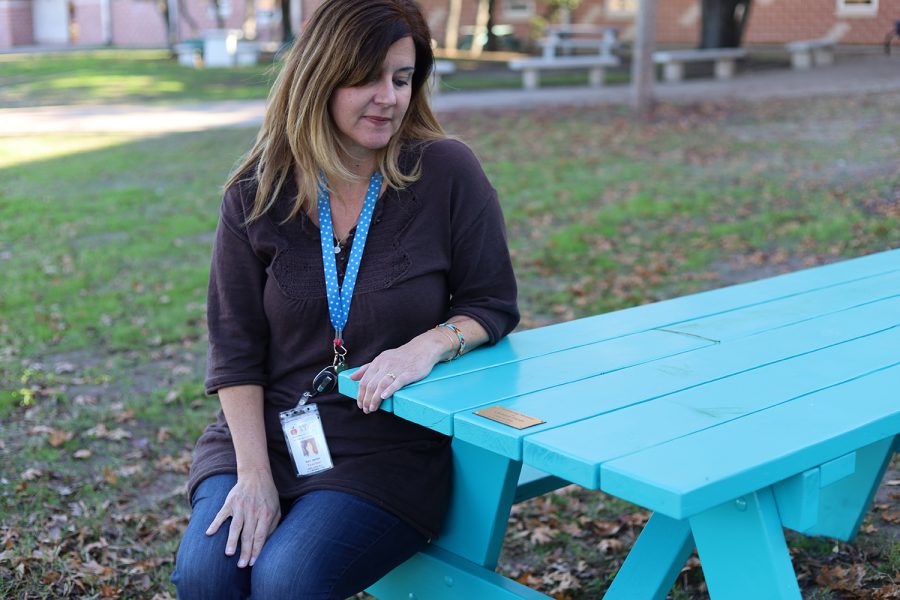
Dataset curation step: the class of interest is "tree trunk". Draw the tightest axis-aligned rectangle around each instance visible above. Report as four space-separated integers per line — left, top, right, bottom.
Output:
177 0 199 36
632 0 657 119
444 0 461 53
281 0 292 44
243 0 256 39
155 0 172 46
471 0 490 55
700 0 751 48
210 0 225 29
485 0 497 51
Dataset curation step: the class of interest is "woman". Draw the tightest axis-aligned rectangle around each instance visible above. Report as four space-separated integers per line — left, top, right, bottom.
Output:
172 0 518 598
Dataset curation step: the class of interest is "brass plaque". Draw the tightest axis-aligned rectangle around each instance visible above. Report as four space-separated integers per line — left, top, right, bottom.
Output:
474 406 545 430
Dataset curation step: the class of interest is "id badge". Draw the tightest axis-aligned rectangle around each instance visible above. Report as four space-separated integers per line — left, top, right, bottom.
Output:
279 404 334 477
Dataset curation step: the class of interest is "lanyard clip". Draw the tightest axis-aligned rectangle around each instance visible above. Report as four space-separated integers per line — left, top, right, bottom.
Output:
333 331 347 369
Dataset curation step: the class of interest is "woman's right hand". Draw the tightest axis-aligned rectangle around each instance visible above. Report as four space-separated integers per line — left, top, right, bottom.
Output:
205 469 281 568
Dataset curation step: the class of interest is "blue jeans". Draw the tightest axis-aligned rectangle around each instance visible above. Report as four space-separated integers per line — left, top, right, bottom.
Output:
171 474 427 599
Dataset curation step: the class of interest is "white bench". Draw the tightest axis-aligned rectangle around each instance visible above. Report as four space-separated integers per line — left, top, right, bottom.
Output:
174 41 203 68
653 47 747 82
538 27 618 60
785 38 836 70
201 29 261 67
507 55 620 90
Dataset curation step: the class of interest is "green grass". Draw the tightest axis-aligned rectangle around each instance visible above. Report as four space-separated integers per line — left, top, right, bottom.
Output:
0 49 277 107
441 67 630 91
0 49 635 109
1 89 899 598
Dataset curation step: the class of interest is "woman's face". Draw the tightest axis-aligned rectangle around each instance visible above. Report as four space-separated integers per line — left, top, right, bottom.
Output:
329 36 416 163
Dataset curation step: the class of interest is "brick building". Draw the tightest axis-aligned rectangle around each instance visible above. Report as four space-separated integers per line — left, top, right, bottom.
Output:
0 0 286 48
1 0 896 50
416 0 898 47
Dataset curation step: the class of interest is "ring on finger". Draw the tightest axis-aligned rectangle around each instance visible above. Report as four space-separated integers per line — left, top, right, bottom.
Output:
386 372 396 379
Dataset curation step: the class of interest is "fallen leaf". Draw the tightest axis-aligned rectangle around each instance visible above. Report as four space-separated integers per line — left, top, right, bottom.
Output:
85 424 132 441
592 520 622 537
49 429 74 447
41 570 62 585
881 510 900 524
20 468 43 481
816 564 866 593
81 559 113 577
598 538 624 555
117 464 142 478
73 449 92 459
115 409 135 424
516 572 542 588
54 361 76 374
103 467 117 485
529 526 555 546
885 479 900 486
559 522 584 537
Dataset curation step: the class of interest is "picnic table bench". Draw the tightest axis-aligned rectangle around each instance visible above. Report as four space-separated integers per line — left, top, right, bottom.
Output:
653 47 747 82
785 38 836 70
507 55 621 90
538 26 618 60
339 249 900 599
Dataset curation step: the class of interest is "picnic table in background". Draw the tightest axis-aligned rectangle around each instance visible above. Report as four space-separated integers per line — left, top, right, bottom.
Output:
539 24 619 59
508 23 621 89
340 249 900 599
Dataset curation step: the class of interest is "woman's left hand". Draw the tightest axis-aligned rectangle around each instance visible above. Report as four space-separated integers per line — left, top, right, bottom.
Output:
349 331 449 413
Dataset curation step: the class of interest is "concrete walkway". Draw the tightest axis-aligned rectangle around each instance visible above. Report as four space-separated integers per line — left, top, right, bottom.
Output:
1 54 898 135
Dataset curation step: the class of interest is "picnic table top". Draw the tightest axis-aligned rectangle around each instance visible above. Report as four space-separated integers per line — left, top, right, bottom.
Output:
340 249 899 522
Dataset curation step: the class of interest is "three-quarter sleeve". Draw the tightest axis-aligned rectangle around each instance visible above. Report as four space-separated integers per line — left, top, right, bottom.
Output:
204 185 271 394
440 143 520 343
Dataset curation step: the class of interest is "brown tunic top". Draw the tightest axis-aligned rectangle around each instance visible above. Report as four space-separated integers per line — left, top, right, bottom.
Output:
187 139 519 538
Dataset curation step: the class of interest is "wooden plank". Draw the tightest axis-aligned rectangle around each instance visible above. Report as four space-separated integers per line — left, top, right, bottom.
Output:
502 250 897 355
367 545 549 600
338 250 900 406
805 436 895 541
773 468 821 532
819 451 857 487
599 364 900 519
391 329 709 435
661 270 900 341
458 297 900 460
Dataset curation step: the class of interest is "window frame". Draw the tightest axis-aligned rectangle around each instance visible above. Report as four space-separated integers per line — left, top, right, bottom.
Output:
835 0 878 17
502 0 536 21
606 0 637 19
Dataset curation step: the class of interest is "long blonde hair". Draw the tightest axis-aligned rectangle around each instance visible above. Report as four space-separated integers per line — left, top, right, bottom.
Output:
227 0 445 223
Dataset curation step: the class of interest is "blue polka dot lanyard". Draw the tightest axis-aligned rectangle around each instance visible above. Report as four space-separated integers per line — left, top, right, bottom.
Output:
317 170 383 375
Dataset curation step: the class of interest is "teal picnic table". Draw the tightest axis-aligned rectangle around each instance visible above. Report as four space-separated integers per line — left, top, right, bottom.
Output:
339 249 900 600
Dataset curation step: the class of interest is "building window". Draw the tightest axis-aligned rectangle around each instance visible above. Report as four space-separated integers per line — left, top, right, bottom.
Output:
606 0 637 18
503 0 535 21
836 0 878 17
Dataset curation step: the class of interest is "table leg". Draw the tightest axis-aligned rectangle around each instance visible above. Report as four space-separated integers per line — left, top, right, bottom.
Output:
435 438 522 569
588 67 606 87
690 487 800 600
804 435 896 542
663 63 684 83
604 512 694 600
